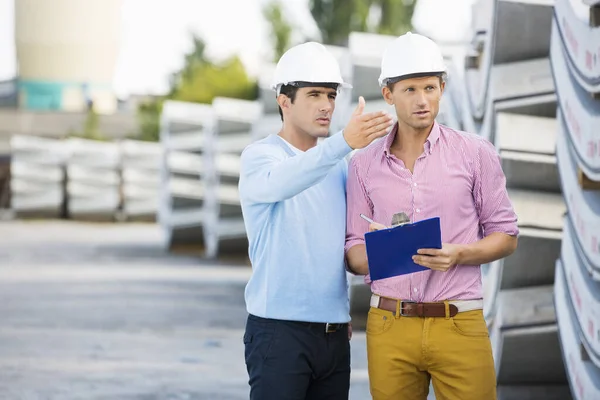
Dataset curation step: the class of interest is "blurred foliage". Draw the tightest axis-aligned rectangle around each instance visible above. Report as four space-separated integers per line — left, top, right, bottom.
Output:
170 56 257 103
136 99 163 142
263 1 293 61
134 34 257 142
68 107 109 141
377 0 415 35
309 0 415 45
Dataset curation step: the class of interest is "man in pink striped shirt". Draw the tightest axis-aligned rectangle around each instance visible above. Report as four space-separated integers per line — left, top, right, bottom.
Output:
345 33 519 400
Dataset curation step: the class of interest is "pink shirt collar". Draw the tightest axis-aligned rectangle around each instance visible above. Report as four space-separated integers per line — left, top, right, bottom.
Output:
383 121 442 158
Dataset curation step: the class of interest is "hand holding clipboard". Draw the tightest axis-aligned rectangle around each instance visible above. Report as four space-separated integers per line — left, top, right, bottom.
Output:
362 214 442 281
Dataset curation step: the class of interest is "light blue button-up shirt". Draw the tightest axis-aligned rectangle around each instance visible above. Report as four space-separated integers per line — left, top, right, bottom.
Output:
239 131 352 323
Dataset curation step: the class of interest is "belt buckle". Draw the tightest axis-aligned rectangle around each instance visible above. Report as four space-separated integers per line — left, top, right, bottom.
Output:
399 300 416 316
325 323 337 333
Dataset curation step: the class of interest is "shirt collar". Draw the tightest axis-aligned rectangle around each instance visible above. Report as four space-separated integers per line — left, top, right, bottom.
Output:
383 121 441 157
382 123 397 158
425 122 441 154
278 135 304 154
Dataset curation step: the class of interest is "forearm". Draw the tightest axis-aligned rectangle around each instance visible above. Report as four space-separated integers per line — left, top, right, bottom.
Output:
346 244 370 275
240 131 351 204
457 232 518 265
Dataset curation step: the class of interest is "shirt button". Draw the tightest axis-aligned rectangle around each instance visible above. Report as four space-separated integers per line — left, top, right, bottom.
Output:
413 288 418 293
413 183 417 187
416 208 421 213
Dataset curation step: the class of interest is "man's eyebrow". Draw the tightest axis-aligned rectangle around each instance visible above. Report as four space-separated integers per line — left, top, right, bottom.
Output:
306 89 337 95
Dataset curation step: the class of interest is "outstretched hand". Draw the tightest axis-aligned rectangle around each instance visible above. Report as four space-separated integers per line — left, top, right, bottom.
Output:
343 96 394 150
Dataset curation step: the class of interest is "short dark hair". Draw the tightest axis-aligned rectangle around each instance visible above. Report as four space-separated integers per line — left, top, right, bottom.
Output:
386 72 447 92
278 84 299 121
277 82 339 121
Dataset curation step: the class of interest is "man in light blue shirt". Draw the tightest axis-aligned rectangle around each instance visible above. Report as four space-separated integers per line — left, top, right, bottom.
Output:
239 42 393 400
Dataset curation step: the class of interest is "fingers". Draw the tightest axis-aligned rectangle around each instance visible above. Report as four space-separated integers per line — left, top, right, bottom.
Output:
369 222 388 232
364 112 393 126
413 255 451 271
343 107 394 149
363 115 394 133
415 261 447 271
359 111 390 123
366 119 394 139
413 258 435 269
352 96 365 116
417 248 443 256
360 113 394 141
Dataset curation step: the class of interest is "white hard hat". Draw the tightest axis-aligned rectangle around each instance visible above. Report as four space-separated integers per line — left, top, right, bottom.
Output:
378 32 447 87
270 42 352 95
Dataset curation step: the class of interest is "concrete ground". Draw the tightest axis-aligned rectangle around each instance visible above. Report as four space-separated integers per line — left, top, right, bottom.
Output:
0 221 371 400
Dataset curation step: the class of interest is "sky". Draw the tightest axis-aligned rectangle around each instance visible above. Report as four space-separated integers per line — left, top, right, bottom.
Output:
0 0 474 98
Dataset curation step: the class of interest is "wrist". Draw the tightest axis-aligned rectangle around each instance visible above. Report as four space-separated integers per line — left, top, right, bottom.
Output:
455 244 469 265
333 130 354 155
341 129 355 150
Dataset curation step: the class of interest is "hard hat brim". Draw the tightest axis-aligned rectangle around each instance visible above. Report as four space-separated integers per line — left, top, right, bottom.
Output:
379 71 447 87
270 81 353 92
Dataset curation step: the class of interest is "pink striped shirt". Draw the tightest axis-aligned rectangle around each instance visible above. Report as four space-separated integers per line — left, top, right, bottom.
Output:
345 122 519 302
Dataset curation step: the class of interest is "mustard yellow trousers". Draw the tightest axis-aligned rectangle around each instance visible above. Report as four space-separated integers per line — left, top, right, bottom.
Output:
366 306 497 400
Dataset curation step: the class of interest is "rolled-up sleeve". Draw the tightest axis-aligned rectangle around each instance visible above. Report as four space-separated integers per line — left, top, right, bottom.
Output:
345 154 373 253
474 140 519 236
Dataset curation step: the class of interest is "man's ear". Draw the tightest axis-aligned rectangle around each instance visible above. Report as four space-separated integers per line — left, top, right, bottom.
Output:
440 80 446 95
277 94 289 111
382 86 394 105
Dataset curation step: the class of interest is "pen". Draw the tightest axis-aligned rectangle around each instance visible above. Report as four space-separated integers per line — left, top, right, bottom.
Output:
359 214 375 224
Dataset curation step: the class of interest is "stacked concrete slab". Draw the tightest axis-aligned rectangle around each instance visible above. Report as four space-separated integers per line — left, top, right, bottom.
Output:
8 136 164 221
121 139 162 221
552 0 600 397
202 97 263 258
9 135 67 218
158 97 263 257
465 0 555 122
552 0 600 182
158 100 216 252
66 138 121 220
554 258 600 399
448 0 572 397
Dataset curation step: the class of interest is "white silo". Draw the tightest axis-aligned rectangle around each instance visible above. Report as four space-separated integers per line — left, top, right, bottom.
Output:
15 0 122 114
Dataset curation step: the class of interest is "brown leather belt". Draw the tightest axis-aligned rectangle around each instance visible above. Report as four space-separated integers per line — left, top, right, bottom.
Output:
376 297 459 317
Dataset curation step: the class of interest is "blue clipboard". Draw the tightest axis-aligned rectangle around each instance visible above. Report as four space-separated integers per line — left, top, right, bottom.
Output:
364 217 442 281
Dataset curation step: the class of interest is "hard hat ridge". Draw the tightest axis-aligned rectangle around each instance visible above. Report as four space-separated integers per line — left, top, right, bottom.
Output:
271 42 352 95
378 32 447 87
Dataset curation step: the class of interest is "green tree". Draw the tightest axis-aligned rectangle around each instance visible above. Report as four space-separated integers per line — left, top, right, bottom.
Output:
169 34 208 94
309 0 362 46
136 99 163 142
376 0 416 36
309 0 415 45
263 1 293 61
170 56 257 104
135 35 258 141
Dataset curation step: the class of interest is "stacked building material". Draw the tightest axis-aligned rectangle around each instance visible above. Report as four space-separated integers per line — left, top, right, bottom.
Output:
552 0 600 396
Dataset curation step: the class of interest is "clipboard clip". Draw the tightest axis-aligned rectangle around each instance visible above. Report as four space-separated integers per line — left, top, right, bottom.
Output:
391 212 410 227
